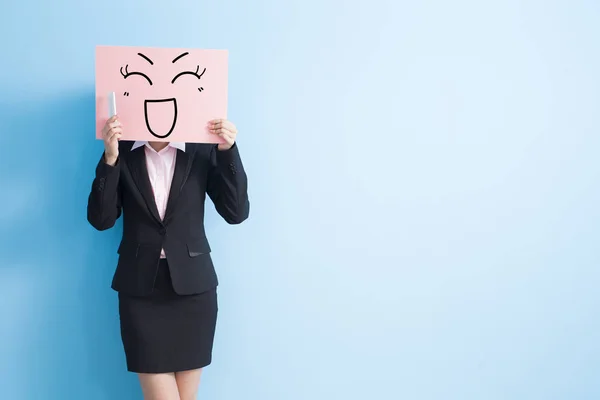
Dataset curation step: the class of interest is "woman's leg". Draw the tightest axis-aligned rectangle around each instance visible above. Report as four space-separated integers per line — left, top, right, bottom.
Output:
138 372 181 400
174 368 203 400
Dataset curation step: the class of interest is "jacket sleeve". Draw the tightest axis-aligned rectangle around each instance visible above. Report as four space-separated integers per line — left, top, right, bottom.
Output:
87 153 122 231
206 143 250 224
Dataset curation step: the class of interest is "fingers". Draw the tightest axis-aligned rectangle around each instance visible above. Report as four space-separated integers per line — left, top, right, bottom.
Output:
214 128 235 146
208 119 237 148
103 128 122 149
209 125 237 137
219 120 236 132
212 126 236 136
108 130 122 143
209 119 237 134
103 115 119 132
103 117 123 140
218 131 235 145
104 126 123 139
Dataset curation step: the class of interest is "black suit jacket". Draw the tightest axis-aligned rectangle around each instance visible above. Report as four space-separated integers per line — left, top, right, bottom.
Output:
87 141 249 296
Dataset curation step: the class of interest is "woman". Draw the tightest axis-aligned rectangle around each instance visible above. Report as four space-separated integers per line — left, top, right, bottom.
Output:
87 115 250 400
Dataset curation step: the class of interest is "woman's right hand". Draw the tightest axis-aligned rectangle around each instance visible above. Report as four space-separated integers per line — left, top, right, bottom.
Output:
102 115 122 166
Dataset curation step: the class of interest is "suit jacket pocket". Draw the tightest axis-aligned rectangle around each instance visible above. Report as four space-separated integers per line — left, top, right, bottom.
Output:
187 240 211 257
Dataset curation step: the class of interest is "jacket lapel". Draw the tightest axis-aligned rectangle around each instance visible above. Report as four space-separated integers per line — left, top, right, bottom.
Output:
127 146 162 223
164 146 196 222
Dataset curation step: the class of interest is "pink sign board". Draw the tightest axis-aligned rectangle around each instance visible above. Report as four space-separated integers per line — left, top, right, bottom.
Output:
95 45 228 143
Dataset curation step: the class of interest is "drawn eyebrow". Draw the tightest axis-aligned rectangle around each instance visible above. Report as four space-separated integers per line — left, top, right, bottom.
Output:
137 53 154 65
172 52 189 63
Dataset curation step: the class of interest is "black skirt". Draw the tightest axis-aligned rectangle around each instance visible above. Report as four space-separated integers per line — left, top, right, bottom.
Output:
118 259 218 373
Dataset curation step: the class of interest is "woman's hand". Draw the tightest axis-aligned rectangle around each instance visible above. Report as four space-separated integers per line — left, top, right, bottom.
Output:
102 115 122 165
209 119 238 151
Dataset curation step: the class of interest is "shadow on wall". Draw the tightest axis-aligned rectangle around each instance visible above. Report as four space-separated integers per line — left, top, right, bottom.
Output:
0 91 140 399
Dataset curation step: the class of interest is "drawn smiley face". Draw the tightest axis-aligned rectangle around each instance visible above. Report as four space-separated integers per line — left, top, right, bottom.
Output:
119 52 207 139
95 46 228 144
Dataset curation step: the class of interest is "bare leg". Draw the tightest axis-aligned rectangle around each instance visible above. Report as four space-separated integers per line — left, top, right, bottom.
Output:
175 368 203 400
138 373 181 400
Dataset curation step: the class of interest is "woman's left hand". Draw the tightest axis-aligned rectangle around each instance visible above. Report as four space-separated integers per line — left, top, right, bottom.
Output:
209 119 238 151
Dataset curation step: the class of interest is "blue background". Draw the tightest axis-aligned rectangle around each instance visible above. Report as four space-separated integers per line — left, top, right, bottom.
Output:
1 1 599 399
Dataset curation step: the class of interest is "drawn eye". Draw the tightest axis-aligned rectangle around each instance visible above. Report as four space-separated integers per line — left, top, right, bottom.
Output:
120 65 153 85
171 65 206 84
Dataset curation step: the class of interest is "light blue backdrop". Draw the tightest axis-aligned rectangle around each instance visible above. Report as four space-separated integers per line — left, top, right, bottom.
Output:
1 1 599 399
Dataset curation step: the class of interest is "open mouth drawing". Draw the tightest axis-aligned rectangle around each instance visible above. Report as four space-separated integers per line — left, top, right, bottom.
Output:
144 98 178 139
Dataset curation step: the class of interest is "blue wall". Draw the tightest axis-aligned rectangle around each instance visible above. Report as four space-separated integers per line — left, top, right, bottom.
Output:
1 1 599 399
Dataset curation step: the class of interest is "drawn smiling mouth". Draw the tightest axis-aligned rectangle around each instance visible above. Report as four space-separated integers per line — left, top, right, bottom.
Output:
144 98 178 139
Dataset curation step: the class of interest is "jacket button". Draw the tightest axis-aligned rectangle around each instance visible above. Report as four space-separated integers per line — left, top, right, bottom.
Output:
159 227 166 235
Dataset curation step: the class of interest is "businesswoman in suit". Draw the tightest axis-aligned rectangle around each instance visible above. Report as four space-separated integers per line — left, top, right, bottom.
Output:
87 115 249 400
